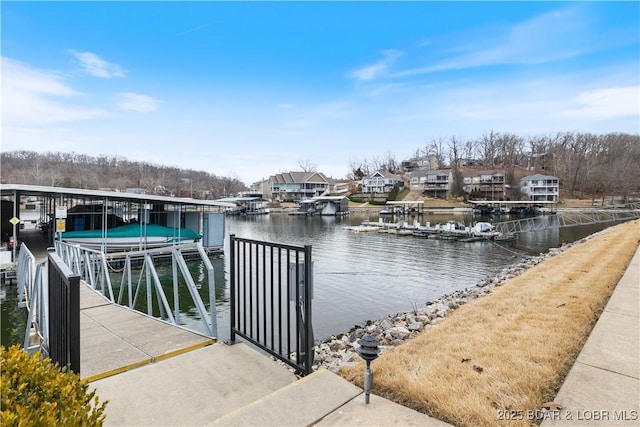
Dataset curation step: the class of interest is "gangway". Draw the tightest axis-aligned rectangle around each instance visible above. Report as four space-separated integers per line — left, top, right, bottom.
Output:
18 241 219 355
493 203 640 235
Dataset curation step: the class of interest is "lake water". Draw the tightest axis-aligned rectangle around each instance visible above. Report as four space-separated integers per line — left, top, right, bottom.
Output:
0 212 618 347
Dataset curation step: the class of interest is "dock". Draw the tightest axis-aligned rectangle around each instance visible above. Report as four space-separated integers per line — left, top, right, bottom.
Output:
79 285 214 381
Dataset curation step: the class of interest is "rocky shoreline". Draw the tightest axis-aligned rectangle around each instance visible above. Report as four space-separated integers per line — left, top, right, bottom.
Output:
311 228 610 373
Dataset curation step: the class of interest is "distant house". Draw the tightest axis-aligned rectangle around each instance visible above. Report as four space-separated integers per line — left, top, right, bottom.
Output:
520 174 559 202
459 158 483 167
268 172 330 202
326 179 351 196
409 169 429 191
461 169 506 200
154 185 172 197
243 179 270 198
401 155 440 172
126 188 146 195
423 169 452 199
362 171 405 194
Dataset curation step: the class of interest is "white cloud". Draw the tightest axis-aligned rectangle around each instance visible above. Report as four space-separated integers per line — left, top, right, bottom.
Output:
69 50 126 78
394 6 595 77
117 92 163 112
1 57 110 126
562 86 640 120
350 49 403 82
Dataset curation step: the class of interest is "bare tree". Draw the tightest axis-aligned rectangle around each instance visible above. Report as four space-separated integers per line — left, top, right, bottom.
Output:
298 159 317 173
478 130 499 167
427 137 447 169
448 136 461 170
381 151 399 173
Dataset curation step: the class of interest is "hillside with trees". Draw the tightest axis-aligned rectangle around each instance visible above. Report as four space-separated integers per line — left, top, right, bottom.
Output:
2 131 639 203
348 131 640 202
0 151 247 199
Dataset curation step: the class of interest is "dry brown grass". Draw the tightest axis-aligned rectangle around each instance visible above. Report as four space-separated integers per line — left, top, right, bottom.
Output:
339 220 640 427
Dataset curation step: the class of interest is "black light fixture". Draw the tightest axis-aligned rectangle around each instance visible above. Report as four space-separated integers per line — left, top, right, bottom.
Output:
357 334 380 404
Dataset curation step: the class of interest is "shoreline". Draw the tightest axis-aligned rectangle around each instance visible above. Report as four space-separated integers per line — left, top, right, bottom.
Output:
311 221 635 373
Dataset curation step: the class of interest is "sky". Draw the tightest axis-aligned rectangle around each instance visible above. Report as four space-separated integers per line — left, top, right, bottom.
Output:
2 1 639 186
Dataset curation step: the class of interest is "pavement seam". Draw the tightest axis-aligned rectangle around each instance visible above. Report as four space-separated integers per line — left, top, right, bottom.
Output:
84 358 153 383
574 361 640 381
153 339 216 363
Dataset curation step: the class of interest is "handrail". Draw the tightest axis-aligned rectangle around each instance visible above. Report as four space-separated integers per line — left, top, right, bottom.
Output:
54 242 115 301
15 245 48 355
53 240 218 338
16 244 36 308
494 205 640 235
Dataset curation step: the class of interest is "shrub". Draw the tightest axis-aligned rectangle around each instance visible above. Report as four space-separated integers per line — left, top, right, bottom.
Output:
1 344 107 426
387 186 399 201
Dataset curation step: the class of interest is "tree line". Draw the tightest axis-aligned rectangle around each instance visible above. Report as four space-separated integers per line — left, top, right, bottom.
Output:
2 130 639 202
0 151 247 199
348 131 640 201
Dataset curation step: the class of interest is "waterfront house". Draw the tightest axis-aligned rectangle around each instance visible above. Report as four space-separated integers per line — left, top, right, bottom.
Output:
409 169 429 191
462 169 506 200
245 179 270 198
424 169 452 199
361 171 405 194
268 172 330 202
520 174 559 202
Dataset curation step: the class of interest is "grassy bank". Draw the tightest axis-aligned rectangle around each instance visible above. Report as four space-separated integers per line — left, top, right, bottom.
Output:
339 219 640 426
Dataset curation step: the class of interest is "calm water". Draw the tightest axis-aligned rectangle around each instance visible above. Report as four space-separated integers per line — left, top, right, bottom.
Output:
0 212 618 346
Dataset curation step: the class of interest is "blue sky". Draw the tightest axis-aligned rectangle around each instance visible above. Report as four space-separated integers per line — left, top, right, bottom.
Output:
2 2 639 185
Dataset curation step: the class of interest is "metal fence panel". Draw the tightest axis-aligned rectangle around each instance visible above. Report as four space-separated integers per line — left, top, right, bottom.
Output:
228 235 314 375
47 250 80 373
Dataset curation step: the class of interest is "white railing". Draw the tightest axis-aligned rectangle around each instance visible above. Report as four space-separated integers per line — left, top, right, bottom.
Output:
15 245 49 354
53 240 218 338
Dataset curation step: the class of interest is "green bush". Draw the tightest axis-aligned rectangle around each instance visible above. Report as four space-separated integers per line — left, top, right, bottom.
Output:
1 344 108 426
387 186 399 201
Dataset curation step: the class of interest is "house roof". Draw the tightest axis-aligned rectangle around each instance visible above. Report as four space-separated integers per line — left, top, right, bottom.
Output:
269 171 329 184
409 169 430 178
460 169 505 178
521 174 559 181
369 170 404 180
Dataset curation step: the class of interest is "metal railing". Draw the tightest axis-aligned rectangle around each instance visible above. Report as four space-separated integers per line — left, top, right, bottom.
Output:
55 241 115 301
16 244 37 308
47 250 80 373
228 235 314 375
15 245 49 355
494 204 640 235
54 240 218 338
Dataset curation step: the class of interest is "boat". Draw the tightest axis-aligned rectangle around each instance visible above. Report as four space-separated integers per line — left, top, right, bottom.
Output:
60 223 202 251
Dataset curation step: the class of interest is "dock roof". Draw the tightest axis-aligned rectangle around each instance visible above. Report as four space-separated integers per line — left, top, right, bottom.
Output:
1 184 236 208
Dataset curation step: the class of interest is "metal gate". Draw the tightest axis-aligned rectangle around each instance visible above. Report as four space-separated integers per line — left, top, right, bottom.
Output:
228 235 314 375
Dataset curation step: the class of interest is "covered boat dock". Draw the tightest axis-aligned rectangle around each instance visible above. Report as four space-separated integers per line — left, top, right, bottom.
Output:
296 196 350 216
1 184 235 259
214 196 269 215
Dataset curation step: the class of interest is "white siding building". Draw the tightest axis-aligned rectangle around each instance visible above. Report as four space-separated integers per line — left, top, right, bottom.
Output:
362 171 405 194
520 174 559 202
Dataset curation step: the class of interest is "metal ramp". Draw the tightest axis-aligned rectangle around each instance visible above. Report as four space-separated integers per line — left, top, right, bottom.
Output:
494 204 640 235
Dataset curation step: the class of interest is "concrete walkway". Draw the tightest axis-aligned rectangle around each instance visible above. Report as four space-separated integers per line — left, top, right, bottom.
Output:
92 343 450 427
80 285 214 381
541 246 639 426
